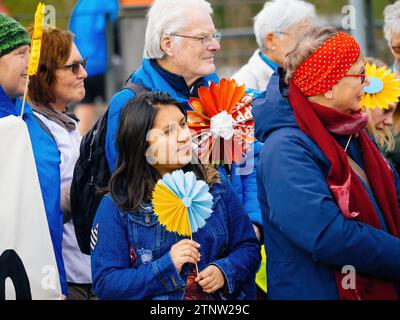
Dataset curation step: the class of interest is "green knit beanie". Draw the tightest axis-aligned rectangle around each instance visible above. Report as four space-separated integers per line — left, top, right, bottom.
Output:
0 14 31 57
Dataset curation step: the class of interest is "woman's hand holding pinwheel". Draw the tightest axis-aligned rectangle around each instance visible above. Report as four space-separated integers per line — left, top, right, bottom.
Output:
170 239 201 273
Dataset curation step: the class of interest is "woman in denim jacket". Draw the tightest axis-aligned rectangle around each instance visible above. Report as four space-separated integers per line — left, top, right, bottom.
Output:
91 92 261 300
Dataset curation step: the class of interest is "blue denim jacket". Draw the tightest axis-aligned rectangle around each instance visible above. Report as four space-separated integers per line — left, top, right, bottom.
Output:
91 175 261 300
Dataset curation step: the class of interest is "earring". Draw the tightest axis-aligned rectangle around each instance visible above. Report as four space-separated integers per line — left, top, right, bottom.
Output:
271 46 276 51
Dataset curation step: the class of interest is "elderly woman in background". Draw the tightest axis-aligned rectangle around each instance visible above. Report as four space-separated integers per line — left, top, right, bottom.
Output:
384 1 400 74
28 28 93 300
232 0 315 91
253 26 400 300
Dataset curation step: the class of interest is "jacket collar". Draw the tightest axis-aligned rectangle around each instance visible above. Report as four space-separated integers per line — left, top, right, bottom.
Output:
258 51 279 72
150 59 207 98
0 86 18 118
131 59 219 106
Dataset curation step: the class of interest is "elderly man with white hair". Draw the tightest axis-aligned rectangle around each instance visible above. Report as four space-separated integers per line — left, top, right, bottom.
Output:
106 0 220 173
232 0 315 91
384 1 400 75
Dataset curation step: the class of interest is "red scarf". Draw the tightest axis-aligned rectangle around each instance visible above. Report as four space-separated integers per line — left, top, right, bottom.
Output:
289 82 400 300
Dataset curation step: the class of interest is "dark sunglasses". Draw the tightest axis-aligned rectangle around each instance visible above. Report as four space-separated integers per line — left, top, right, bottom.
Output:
62 57 87 75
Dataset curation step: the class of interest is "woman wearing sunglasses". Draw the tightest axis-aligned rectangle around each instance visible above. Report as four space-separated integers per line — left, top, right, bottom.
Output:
28 28 94 300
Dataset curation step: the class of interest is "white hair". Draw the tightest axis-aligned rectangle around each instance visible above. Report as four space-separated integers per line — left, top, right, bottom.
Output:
144 0 213 59
384 1 400 43
254 0 316 50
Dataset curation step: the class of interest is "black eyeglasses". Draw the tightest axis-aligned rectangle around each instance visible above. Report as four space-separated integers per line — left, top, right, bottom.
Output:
170 32 222 44
62 57 87 75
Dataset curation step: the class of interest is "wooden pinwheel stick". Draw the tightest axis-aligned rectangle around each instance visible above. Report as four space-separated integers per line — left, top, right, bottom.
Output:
187 213 199 276
20 77 30 118
190 234 200 276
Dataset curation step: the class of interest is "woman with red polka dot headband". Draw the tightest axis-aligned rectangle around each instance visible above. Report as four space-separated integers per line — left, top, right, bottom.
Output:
252 26 400 300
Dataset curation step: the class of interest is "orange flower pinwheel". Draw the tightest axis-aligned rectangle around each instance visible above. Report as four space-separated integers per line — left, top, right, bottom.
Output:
188 79 254 164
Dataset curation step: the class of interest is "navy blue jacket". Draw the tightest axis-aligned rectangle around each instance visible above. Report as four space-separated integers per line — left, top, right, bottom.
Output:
253 70 400 300
91 174 261 300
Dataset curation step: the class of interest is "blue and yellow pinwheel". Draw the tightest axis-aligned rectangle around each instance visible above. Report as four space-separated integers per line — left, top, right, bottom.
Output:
152 170 213 237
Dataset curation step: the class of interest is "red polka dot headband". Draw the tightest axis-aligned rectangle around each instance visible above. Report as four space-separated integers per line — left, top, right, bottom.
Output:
292 32 361 97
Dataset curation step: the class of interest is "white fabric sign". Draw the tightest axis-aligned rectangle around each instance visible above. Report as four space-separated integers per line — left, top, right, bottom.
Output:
0 115 61 300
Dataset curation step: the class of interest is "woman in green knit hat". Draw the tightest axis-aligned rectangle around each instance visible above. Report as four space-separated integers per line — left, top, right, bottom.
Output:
0 13 68 297
0 13 30 101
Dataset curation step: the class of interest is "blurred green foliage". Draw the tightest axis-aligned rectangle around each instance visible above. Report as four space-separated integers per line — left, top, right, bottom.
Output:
4 0 76 29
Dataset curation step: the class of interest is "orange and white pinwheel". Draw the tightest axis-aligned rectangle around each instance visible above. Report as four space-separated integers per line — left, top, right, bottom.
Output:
187 79 254 164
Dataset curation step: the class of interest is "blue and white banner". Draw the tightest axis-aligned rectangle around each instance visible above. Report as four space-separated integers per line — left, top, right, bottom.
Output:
0 116 62 300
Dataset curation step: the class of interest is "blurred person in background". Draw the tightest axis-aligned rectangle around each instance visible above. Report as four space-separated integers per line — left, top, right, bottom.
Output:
363 57 400 175
384 0 400 75
69 0 119 135
232 0 315 91
383 1 400 175
363 58 400 154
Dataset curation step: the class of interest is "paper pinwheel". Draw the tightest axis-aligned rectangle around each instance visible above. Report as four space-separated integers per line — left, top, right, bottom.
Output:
360 63 400 110
152 170 213 237
187 79 255 164
28 2 45 76
21 2 45 117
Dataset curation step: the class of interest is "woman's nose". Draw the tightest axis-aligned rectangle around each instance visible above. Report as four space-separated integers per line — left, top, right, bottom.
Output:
178 126 191 141
79 65 88 79
384 115 394 127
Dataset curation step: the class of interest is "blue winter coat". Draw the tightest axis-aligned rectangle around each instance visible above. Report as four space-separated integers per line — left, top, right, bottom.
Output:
252 70 400 300
91 174 261 300
0 86 68 295
230 142 263 227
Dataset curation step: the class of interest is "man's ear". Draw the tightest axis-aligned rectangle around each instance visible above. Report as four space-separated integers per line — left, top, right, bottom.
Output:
160 35 174 57
263 32 275 51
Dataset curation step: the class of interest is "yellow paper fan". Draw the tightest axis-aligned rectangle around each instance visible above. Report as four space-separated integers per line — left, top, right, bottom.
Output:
152 183 192 236
360 63 400 110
